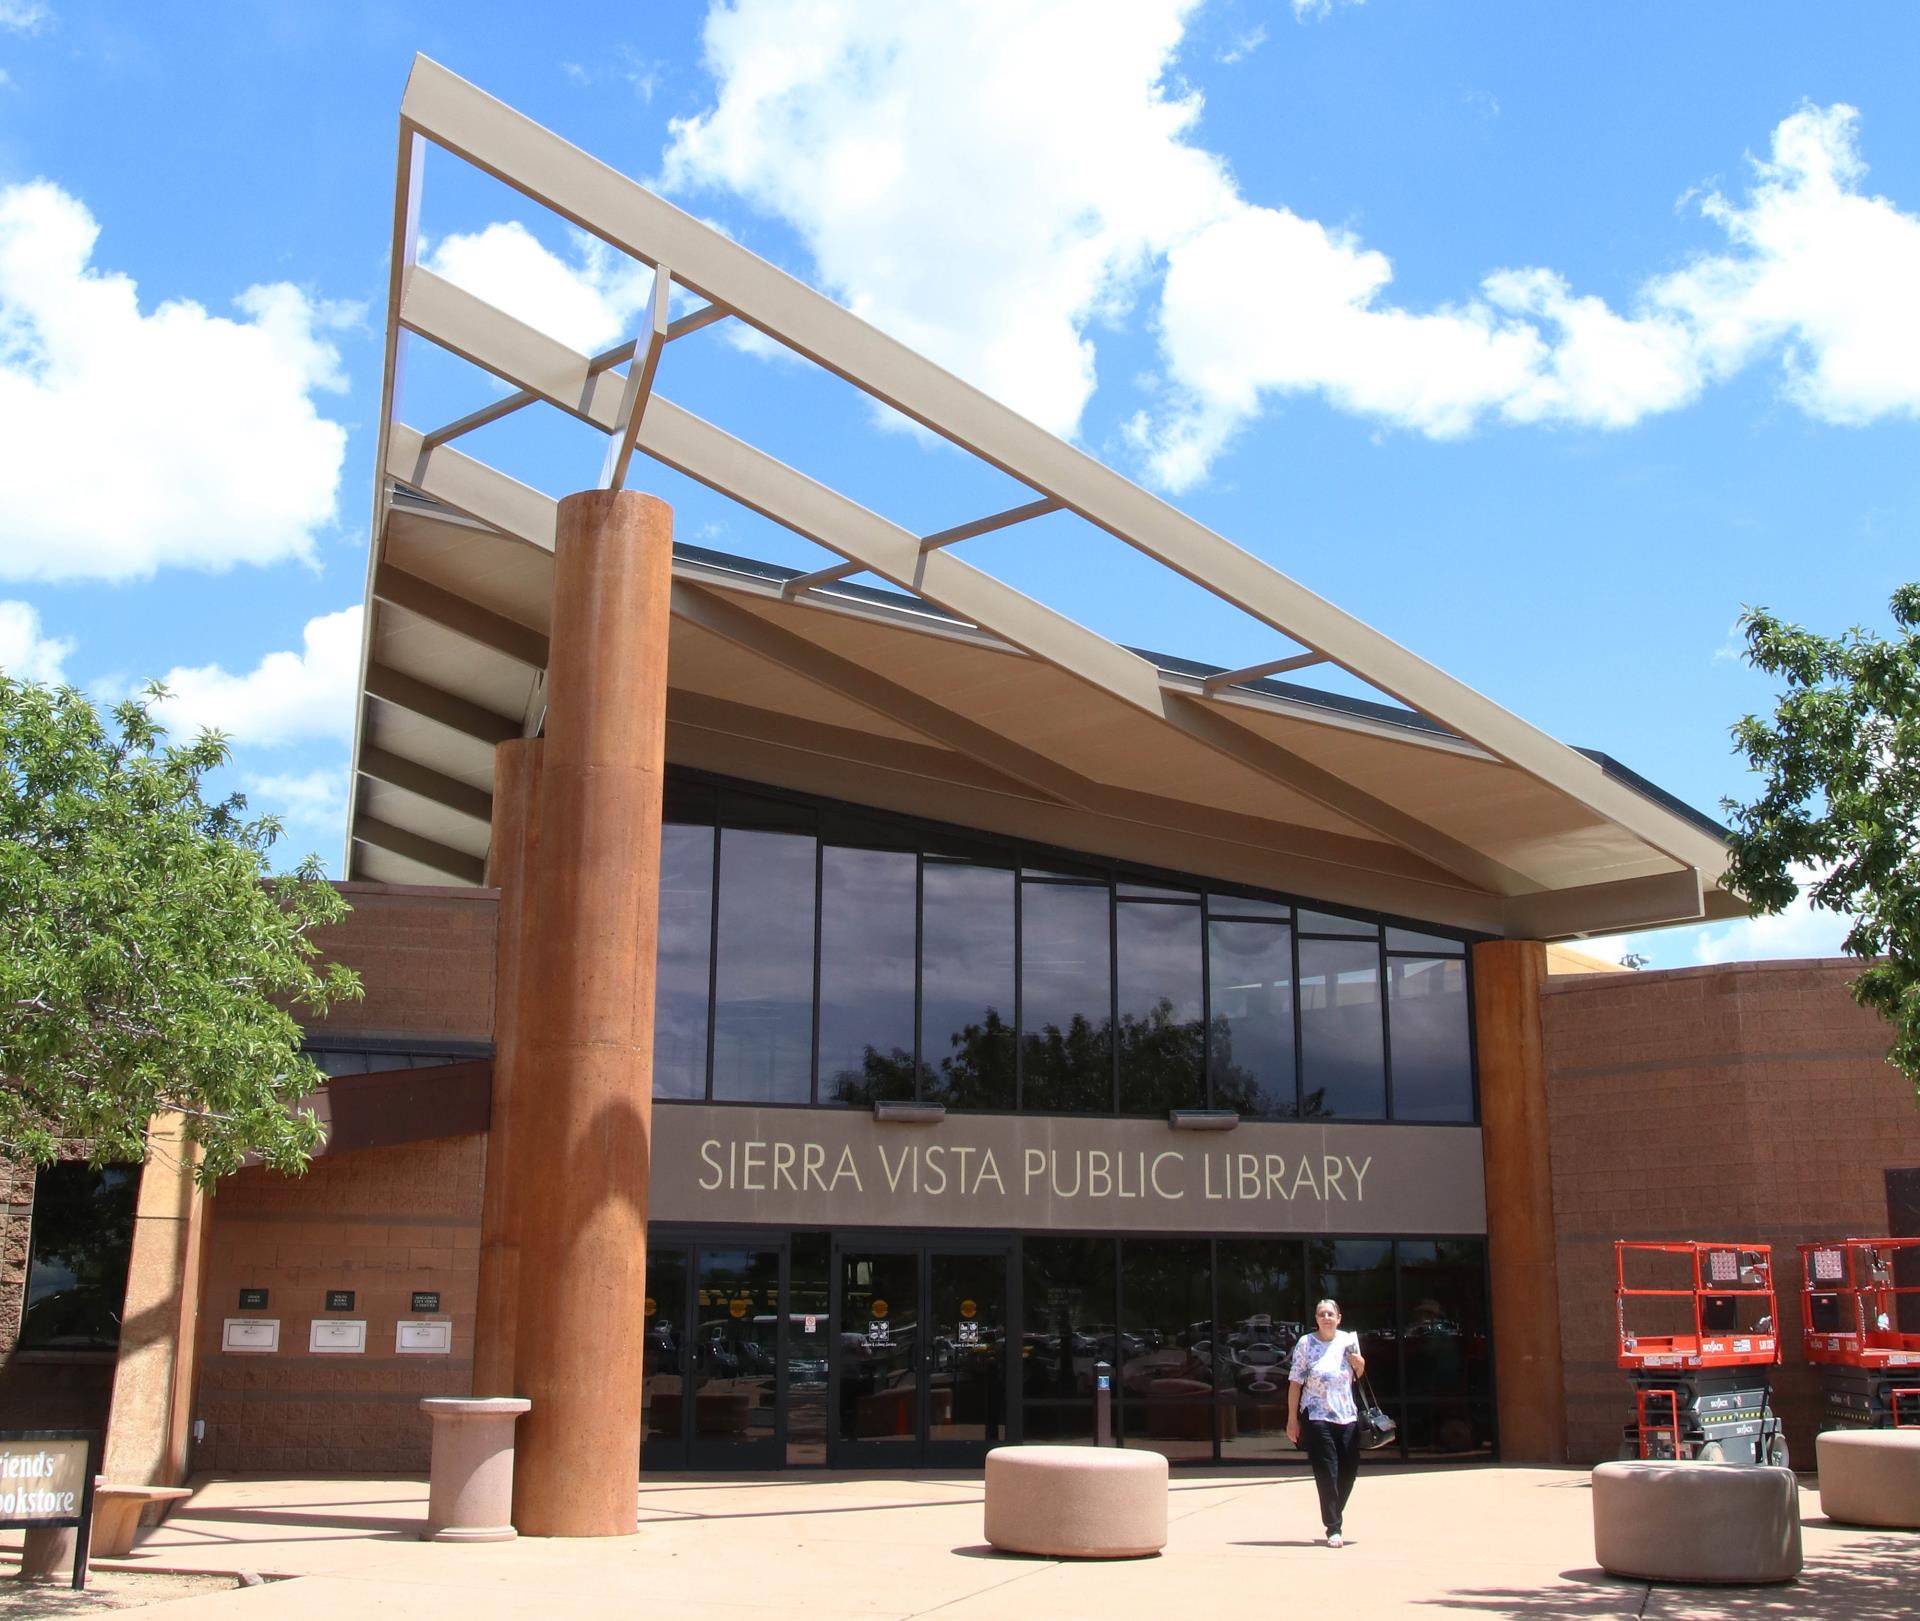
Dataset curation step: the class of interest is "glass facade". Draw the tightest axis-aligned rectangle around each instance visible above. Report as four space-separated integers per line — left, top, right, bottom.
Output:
19 1161 139 1353
650 768 1477 1122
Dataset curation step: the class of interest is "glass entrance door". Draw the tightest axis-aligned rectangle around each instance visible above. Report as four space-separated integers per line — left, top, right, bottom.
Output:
642 1239 785 1470
832 1241 1013 1466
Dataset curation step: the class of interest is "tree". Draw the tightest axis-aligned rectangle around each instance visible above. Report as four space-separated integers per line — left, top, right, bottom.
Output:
1721 583 1920 1092
0 677 362 1180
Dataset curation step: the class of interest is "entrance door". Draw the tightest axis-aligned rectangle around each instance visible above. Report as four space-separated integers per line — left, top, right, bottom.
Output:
831 1240 1013 1466
642 1239 785 1470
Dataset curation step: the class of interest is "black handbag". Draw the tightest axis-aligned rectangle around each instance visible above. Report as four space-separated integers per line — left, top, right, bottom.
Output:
1356 1374 1397 1450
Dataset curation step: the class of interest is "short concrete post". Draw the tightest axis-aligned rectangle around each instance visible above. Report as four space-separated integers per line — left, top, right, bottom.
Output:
421 1398 533 1543
16 1525 77 1583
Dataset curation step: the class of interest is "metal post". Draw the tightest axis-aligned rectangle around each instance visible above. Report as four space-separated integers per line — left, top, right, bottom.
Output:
1094 1361 1112 1446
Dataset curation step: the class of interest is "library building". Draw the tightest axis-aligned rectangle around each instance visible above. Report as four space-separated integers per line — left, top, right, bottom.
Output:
7 59 1916 1541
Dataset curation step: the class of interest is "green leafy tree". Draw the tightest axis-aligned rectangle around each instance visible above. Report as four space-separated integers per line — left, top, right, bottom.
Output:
1722 584 1920 1091
0 678 362 1180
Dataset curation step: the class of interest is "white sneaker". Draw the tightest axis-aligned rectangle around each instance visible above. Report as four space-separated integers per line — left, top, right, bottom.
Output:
1327 1533 1343 1548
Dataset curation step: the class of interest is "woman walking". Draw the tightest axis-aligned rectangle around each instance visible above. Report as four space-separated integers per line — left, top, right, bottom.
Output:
1286 1298 1366 1547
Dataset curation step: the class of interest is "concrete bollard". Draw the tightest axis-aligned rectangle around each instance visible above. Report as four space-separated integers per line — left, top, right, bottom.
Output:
420 1397 533 1542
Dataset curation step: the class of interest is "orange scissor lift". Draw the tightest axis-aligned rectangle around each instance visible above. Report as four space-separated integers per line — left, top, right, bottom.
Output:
1799 1238 1920 1431
1615 1240 1787 1466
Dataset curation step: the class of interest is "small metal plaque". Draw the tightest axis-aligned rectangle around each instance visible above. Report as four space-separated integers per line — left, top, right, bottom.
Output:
308 1319 366 1354
222 1318 280 1354
396 1319 452 1355
325 1290 355 1312
238 1287 269 1310
410 1291 441 1313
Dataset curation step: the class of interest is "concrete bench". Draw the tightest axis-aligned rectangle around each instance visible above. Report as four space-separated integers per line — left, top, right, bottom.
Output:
90 1483 194 1557
1817 1429 1920 1528
1592 1460 1801 1585
984 1445 1166 1558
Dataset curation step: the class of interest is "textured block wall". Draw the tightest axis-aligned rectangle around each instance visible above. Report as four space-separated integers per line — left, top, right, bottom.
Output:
1542 958 1920 1466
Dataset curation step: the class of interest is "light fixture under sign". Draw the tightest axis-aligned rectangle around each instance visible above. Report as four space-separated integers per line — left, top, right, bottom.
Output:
1169 1109 1240 1131
873 1100 947 1124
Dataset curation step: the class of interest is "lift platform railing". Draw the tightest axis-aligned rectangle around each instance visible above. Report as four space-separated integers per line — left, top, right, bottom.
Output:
1799 1238 1920 1369
1616 1240 1780 1371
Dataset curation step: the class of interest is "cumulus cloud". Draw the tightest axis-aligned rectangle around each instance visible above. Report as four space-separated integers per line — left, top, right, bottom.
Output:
425 221 657 355
244 764 349 830
148 604 361 748
0 598 71 682
0 180 353 581
0 1 49 33
661 0 1233 439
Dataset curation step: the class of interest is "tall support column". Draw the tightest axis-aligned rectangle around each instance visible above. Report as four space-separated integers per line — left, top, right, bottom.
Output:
472 737 544 1398
1472 939 1569 1464
509 490 671 1537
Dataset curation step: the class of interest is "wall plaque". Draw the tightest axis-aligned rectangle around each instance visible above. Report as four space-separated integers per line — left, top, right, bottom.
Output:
410 1291 441 1313
221 1319 280 1354
309 1319 367 1354
396 1319 452 1355
325 1290 355 1312
238 1287 269 1310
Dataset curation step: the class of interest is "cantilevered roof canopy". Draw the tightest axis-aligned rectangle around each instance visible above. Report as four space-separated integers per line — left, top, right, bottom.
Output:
348 55 1740 941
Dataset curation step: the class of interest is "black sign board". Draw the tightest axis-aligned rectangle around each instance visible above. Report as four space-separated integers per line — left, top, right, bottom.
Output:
0 1429 99 1591
411 1291 442 1313
238 1288 269 1310
325 1290 355 1312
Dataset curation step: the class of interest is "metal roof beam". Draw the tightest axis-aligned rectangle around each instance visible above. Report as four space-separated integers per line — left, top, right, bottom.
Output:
365 661 522 746
603 264 671 492
353 815 487 886
357 744 494 825
780 498 1060 600
372 562 551 668
667 300 731 341
1505 867 1705 940
1201 651 1328 693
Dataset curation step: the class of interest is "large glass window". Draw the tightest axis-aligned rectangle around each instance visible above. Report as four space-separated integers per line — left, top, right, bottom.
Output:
1207 918 1296 1118
711 803 817 1104
1299 936 1386 1119
1021 1238 1116 1444
1387 955 1474 1121
1310 1238 1397 1398
1118 1238 1214 1461
654 818 715 1101
818 847 917 1105
919 862 1016 1110
1398 1238 1492 1458
1215 1239 1306 1458
18 1162 138 1352
1116 897 1204 1115
1021 880 1112 1113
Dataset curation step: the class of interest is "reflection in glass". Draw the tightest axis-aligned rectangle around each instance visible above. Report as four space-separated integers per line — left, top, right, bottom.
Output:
929 1252 1007 1447
1117 901 1204 1114
18 1163 137 1351
1119 1238 1215 1461
1388 957 1474 1120
818 847 917 1105
1386 926 1465 955
1207 921 1296 1118
1215 1240 1306 1458
654 822 714 1101
1399 1238 1492 1457
1298 910 1376 936
1022 1238 1117 1444
1021 881 1112 1113
1311 1238 1397 1403
641 1247 687 1451
838 1251 920 1446
1299 938 1385 1118
712 822 817 1103
920 863 1015 1110
690 1247 781 1449
1208 893 1291 920
786 1232 831 1466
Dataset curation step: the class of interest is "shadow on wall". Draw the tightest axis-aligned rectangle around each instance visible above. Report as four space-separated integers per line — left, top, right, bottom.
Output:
1428 1533 1920 1619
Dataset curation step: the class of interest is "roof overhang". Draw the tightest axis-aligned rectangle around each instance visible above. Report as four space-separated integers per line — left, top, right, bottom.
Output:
347 56 1739 943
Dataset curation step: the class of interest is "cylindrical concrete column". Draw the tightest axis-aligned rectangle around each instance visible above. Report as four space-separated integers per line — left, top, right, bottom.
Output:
1471 938 1569 1464
509 489 671 1538
472 738 545 1399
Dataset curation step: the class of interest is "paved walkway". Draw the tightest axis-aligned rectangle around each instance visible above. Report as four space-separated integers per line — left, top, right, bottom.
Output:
6 1467 1917 1619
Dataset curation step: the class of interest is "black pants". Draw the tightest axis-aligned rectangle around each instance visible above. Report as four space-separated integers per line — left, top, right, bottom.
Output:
1302 1417 1361 1535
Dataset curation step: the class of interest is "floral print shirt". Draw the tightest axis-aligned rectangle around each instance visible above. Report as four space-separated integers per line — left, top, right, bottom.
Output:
1289 1329 1359 1423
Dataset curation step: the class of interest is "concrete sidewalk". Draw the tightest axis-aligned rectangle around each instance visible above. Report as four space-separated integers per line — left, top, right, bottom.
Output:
7 1466 1917 1619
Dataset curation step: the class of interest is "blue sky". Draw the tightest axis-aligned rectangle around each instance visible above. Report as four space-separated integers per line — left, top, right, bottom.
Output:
1 0 1916 968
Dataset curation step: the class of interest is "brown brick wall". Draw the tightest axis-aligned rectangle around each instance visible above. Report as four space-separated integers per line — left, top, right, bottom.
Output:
1543 957 1920 1467
193 882 498 1473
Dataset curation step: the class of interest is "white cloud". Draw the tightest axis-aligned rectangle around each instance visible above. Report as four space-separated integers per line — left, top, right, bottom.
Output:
148 604 361 748
0 598 71 682
0 1 48 33
424 221 655 355
1291 0 1361 19
661 0 1234 439
1218 24 1266 63
0 180 353 582
244 764 349 829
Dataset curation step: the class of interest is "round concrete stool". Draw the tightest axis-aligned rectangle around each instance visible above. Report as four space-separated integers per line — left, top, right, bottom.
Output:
1592 1460 1801 1584
420 1397 532 1542
984 1445 1167 1558
1817 1429 1920 1528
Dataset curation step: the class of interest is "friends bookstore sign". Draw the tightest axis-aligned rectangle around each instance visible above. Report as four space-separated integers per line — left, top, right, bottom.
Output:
652 1106 1486 1234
